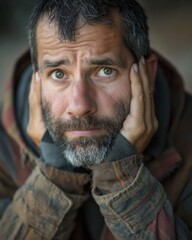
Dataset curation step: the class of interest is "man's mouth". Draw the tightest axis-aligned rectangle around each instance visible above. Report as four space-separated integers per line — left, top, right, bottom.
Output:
65 129 107 138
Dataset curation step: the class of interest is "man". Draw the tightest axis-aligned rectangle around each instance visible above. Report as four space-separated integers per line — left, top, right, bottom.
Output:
0 0 192 239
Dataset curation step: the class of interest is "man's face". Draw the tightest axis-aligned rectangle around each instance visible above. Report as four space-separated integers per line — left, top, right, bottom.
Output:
36 15 134 167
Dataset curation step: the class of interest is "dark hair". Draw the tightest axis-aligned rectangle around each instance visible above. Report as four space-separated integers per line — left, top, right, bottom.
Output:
28 0 150 71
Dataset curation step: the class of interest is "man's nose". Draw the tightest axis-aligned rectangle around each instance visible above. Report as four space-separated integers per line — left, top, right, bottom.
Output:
66 80 97 117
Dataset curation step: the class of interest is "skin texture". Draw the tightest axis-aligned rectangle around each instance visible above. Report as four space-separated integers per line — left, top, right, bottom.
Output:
27 14 158 156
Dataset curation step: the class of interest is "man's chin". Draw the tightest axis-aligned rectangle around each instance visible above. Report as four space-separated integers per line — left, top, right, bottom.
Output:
60 137 110 167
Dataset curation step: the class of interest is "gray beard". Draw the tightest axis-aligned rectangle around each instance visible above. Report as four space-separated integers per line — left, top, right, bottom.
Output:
42 100 129 167
65 147 107 167
58 135 114 167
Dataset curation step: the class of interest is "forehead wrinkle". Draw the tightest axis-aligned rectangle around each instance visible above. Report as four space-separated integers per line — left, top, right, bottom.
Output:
82 57 128 68
36 15 133 72
38 59 70 72
39 55 128 72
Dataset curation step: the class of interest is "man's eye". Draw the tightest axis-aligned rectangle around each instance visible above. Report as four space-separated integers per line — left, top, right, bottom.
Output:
97 67 116 78
51 70 65 80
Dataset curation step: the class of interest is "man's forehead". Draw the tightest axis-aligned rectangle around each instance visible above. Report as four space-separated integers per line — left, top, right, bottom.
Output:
36 11 122 41
36 15 125 51
36 13 133 69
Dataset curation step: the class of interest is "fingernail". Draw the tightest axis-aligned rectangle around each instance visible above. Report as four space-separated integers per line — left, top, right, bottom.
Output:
141 56 145 64
35 72 40 82
133 63 138 73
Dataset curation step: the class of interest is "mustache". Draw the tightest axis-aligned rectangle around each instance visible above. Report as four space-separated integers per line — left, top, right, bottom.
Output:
49 115 117 132
42 99 129 137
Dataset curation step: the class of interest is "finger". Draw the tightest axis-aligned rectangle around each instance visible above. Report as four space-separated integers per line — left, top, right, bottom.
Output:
29 72 41 110
28 72 42 126
139 57 157 132
129 63 145 127
139 57 152 120
121 63 146 144
27 72 45 146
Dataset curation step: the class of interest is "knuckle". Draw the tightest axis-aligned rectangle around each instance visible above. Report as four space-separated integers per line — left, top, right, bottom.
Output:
145 120 158 136
148 119 158 136
138 123 146 135
137 94 145 103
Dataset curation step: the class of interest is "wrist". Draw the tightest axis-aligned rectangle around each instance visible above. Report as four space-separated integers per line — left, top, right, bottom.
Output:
91 155 142 194
105 133 137 162
40 130 85 173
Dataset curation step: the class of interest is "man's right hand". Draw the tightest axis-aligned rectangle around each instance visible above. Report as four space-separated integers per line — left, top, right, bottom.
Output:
27 72 46 147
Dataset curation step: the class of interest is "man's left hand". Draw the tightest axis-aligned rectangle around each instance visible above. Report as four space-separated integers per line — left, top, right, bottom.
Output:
120 57 158 153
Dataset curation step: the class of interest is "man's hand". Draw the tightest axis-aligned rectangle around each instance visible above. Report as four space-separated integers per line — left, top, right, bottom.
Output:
120 57 158 153
27 72 46 147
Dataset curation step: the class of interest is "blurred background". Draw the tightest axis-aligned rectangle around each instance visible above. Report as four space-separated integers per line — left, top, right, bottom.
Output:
0 0 192 100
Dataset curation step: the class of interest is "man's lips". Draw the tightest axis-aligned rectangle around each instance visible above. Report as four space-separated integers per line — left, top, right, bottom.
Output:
65 129 106 138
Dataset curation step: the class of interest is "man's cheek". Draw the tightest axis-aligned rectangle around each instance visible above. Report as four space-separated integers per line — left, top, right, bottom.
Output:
42 94 67 120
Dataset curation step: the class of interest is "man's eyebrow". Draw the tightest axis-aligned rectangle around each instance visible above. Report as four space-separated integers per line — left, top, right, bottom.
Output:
39 57 128 71
84 57 127 68
39 59 70 71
